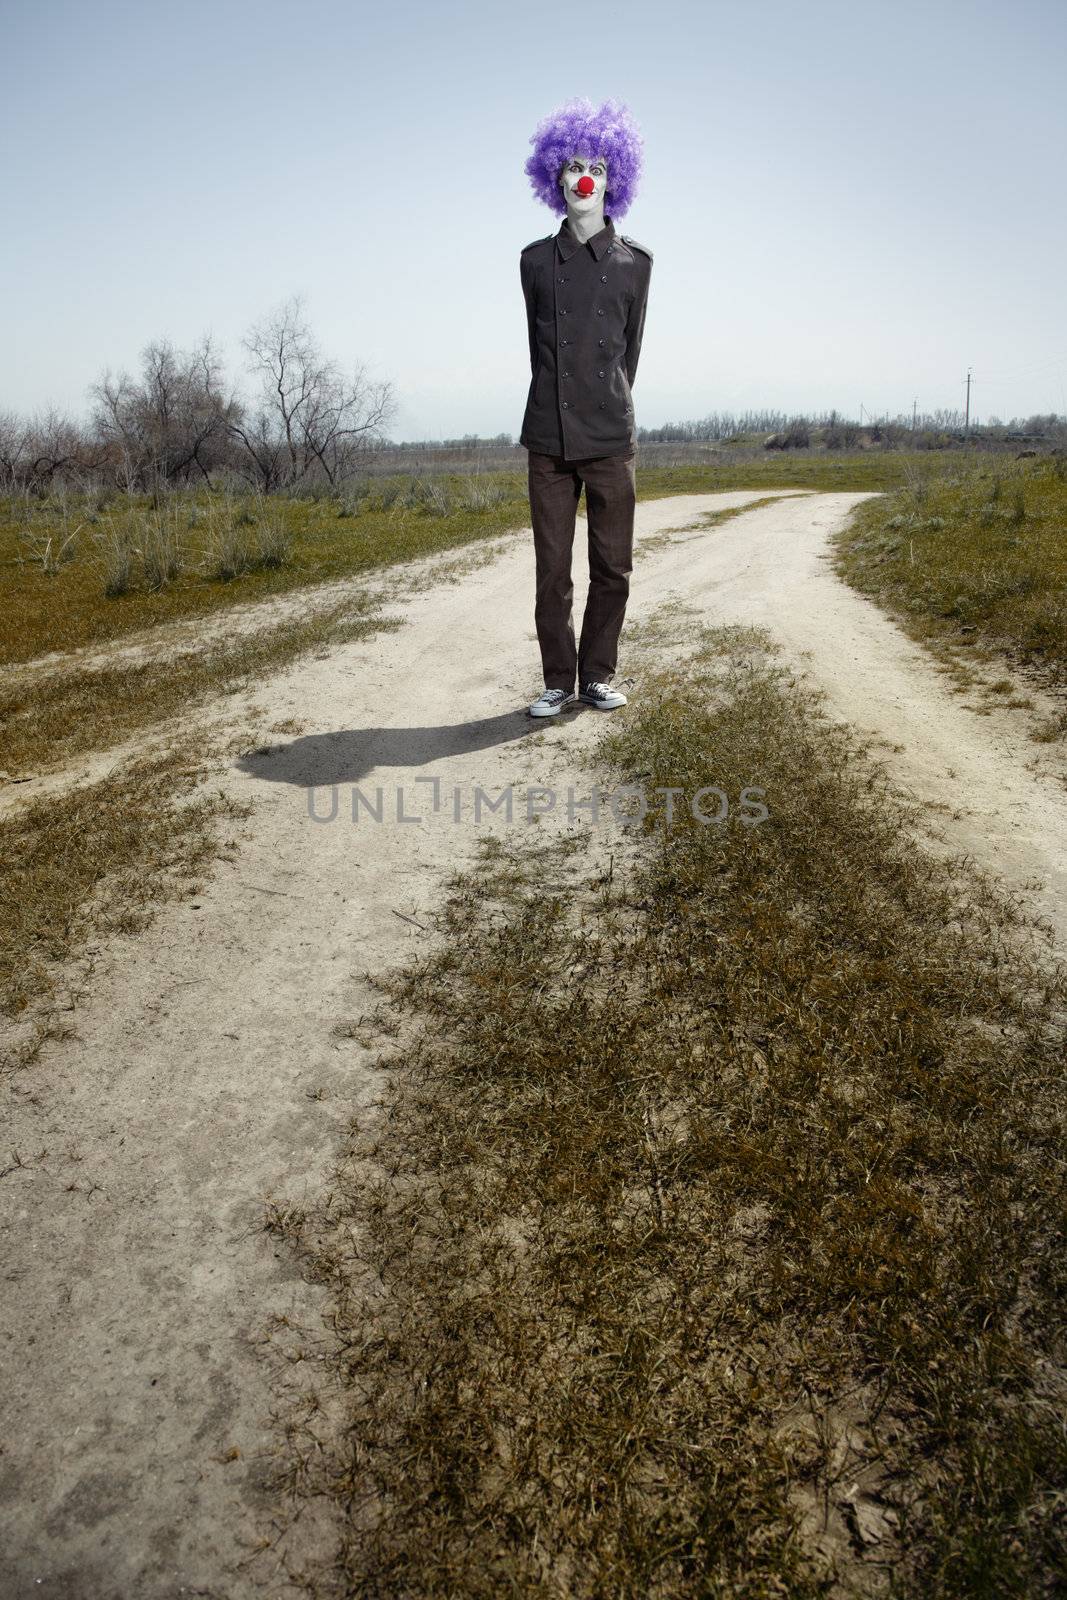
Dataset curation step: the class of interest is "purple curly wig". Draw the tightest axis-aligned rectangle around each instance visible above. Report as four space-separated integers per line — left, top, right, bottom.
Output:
524 96 644 220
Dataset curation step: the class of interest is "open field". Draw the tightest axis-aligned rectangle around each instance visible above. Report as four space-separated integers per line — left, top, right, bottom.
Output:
5 449 1064 785
1 465 1065 1597
835 454 1067 707
0 446 1016 671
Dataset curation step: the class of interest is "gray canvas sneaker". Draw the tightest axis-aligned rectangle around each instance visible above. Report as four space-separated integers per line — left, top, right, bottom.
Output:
528 686 577 717
578 680 628 710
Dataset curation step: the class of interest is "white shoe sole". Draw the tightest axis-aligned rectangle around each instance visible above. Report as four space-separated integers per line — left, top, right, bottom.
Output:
578 692 627 710
528 693 577 717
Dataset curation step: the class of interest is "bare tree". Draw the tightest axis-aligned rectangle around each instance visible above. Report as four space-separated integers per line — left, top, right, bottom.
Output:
221 396 287 494
15 406 91 492
0 409 28 490
89 333 240 488
232 295 396 489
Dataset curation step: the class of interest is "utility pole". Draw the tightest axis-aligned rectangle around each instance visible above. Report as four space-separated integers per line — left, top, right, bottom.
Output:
964 368 972 436
912 397 918 431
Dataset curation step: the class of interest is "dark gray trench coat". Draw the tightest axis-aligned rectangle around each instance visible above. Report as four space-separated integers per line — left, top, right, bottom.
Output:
519 215 653 460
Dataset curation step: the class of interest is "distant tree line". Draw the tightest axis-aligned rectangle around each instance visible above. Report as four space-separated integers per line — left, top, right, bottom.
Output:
638 408 1067 452
382 433 514 453
4 330 1066 496
0 295 397 496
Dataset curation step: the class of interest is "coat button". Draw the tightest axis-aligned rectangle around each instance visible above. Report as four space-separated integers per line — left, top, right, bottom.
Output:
596 308 604 316
599 401 606 409
558 277 567 284
561 401 570 409
562 371 570 378
598 338 605 346
601 274 608 282
598 370 605 378
560 308 568 315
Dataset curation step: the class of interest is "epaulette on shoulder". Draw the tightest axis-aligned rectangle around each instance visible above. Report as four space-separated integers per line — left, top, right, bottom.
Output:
622 235 653 261
521 233 553 254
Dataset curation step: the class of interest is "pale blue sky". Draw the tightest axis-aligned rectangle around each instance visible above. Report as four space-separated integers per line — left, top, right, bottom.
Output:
2 0 1065 442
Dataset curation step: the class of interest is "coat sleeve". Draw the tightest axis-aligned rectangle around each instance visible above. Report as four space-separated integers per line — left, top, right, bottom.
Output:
520 252 538 376
623 253 652 387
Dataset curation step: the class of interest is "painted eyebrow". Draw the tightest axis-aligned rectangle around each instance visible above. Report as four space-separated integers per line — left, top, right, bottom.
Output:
567 157 606 166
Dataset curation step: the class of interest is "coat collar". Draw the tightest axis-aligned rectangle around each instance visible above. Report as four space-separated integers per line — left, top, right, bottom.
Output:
555 215 616 262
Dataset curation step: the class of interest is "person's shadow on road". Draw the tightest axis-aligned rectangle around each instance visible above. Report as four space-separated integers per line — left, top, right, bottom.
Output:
233 707 588 789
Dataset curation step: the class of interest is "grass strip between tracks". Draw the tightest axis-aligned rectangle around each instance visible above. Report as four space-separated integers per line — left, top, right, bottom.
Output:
266 623 1067 1599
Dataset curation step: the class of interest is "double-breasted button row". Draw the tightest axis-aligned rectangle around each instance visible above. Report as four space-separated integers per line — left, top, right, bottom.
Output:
518 216 652 458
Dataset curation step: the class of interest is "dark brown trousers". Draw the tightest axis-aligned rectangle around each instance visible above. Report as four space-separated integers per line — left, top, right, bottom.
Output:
527 445 636 691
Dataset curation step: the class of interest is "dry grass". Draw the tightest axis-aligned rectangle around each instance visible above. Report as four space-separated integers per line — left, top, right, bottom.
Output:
6 452 1065 1593
637 494 808 553
630 451 939 500
833 455 1067 702
0 591 402 777
0 453 950 672
0 481 533 668
0 741 251 1073
260 628 1067 1598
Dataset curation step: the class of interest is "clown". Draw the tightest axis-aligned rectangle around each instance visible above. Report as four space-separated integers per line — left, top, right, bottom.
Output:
519 97 653 717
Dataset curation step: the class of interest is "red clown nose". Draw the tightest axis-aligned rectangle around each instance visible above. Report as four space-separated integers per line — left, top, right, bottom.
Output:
575 175 595 195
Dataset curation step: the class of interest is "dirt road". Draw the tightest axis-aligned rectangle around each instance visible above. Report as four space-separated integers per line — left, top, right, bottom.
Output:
3 488 1065 1597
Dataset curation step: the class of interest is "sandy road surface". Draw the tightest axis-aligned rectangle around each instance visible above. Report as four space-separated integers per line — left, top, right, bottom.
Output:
2 488 1065 1598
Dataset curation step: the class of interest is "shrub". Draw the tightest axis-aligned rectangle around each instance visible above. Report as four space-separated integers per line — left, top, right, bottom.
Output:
373 479 405 511
461 479 506 511
140 510 184 590
206 508 252 580
94 514 138 597
254 512 292 566
337 478 372 517
764 419 811 451
418 483 451 516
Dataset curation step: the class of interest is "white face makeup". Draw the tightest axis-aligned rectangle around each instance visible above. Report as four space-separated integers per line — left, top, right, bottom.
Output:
558 152 608 211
